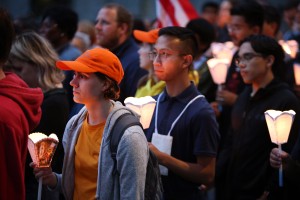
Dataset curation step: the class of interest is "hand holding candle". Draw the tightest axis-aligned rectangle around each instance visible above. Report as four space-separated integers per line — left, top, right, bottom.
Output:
28 132 59 200
207 58 229 110
264 110 296 186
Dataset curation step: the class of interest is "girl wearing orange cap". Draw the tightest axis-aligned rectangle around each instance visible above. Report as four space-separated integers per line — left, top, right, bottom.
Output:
133 29 166 97
32 48 149 199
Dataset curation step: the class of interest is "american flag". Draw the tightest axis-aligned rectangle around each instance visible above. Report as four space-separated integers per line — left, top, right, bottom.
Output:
156 0 199 28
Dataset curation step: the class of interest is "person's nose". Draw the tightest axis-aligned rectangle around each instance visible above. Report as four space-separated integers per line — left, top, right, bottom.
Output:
236 60 247 68
153 59 162 69
70 75 78 88
152 53 162 66
138 48 142 55
95 21 102 31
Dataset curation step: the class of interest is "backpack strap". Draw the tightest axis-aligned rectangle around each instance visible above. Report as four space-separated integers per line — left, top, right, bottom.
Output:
110 113 142 175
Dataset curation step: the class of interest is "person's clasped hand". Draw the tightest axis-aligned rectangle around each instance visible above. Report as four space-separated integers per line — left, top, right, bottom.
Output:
216 89 237 106
30 162 57 189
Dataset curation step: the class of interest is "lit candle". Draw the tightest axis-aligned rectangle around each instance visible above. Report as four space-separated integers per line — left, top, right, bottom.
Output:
28 132 59 200
264 109 296 186
124 96 157 129
293 63 300 85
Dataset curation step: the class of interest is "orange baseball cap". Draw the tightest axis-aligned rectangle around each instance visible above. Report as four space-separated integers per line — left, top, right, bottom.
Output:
133 28 159 44
56 48 124 84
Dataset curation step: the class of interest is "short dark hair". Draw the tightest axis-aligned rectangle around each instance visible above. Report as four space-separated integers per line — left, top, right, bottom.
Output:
263 5 281 35
202 1 220 13
230 1 264 32
95 72 120 100
241 34 285 79
0 7 15 65
103 3 133 36
158 26 198 59
186 18 216 55
283 0 299 11
42 5 78 40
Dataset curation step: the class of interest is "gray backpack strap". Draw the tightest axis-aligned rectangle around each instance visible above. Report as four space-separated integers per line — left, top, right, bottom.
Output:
110 113 142 175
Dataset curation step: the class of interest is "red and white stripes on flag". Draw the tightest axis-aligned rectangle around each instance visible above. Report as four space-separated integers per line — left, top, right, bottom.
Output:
156 0 199 28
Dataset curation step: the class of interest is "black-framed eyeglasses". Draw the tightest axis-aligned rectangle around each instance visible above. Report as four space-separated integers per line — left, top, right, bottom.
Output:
148 51 186 61
148 51 158 61
235 53 263 65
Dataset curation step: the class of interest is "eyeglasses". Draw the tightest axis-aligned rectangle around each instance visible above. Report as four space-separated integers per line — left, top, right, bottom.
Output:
227 24 244 32
235 53 263 65
148 51 186 61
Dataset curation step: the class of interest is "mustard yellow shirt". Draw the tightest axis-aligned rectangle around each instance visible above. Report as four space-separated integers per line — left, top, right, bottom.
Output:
189 70 199 85
135 70 199 98
73 117 105 200
135 78 166 98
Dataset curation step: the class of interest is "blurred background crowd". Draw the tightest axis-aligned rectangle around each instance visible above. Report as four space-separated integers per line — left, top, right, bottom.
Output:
2 0 300 199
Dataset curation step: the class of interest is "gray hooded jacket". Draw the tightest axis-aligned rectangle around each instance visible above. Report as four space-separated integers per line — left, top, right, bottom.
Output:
52 101 149 200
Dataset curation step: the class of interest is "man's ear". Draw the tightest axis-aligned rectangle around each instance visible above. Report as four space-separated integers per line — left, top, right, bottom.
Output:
182 55 193 69
101 80 110 92
118 23 129 35
266 55 275 69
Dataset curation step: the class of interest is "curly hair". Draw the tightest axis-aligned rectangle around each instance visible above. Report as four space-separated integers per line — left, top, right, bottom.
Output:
95 72 120 100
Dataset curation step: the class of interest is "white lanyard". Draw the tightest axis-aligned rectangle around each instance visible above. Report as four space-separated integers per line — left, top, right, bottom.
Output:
154 92 204 136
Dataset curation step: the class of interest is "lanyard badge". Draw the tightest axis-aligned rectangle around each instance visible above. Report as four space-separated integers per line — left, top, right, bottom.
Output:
151 93 203 176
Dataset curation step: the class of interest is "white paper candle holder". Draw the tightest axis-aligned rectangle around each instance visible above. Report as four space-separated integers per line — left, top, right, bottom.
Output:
264 109 296 187
28 132 59 200
207 58 229 85
278 40 298 59
124 96 157 129
293 63 300 85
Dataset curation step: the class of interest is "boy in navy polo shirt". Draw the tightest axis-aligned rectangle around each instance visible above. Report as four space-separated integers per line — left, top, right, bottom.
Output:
146 26 220 200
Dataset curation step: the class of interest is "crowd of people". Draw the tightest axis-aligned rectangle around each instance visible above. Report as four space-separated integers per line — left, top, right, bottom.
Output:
1 0 300 200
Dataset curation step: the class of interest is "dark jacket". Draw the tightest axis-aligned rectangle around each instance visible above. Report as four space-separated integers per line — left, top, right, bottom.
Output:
112 37 147 103
217 79 300 200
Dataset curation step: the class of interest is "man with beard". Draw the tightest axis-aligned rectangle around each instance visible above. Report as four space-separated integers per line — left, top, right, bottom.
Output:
95 3 148 103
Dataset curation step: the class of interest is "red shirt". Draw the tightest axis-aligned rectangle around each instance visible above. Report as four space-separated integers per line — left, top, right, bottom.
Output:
0 72 43 200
